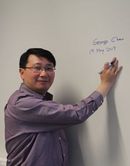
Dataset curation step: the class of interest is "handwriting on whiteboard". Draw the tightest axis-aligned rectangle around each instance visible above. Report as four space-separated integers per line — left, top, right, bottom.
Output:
89 36 124 55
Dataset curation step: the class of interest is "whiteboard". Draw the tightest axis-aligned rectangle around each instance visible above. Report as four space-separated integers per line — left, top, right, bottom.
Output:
1 0 130 166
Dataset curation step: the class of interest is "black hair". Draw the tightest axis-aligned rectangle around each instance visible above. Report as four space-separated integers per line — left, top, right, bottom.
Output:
19 48 56 68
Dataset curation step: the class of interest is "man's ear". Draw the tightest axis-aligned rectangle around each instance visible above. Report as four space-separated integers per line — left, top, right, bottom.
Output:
19 68 24 80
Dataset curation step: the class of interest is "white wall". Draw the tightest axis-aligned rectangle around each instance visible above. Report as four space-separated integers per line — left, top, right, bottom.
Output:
1 0 130 166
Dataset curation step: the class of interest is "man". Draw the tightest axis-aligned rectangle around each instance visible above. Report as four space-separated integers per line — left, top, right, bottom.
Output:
4 48 122 166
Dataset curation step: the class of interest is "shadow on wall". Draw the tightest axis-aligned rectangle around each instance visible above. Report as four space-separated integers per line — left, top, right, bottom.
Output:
66 124 95 166
55 84 94 166
105 88 126 166
67 88 126 166
55 82 126 166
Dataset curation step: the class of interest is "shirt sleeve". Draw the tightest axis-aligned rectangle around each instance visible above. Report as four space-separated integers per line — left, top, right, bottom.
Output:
7 91 103 125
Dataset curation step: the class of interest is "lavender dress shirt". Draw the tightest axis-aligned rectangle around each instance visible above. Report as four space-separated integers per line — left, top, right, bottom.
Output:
4 83 103 166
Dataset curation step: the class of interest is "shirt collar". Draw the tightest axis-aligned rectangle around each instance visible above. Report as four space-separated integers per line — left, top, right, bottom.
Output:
19 83 53 100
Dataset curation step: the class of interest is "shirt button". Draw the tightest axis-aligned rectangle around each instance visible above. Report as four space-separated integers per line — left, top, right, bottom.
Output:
59 137 61 140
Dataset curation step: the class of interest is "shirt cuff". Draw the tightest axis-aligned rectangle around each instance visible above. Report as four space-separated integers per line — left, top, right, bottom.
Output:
90 90 104 107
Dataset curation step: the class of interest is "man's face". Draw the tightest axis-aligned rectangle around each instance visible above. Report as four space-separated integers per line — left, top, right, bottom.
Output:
20 54 55 94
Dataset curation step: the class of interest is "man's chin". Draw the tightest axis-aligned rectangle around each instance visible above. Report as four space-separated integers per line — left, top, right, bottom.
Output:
36 86 49 93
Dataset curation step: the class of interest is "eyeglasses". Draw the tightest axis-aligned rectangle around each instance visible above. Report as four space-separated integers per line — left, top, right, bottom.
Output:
23 65 56 73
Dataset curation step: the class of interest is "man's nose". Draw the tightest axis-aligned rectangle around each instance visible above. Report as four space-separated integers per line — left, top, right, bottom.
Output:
39 70 48 76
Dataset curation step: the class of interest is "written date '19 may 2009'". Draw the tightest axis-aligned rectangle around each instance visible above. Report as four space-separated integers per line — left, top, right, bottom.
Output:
89 46 116 55
89 36 124 55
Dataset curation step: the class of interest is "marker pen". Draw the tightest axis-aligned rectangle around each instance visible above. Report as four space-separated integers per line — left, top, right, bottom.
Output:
99 59 115 74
